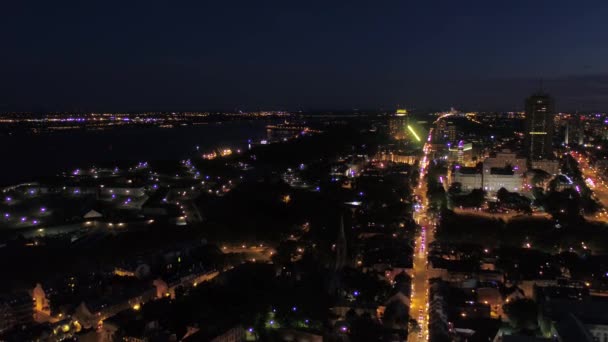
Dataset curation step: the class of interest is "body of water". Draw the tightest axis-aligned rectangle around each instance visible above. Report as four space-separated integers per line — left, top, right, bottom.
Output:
1 120 270 185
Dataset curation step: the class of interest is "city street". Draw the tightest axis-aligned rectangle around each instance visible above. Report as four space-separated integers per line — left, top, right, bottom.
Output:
570 151 608 223
408 130 436 342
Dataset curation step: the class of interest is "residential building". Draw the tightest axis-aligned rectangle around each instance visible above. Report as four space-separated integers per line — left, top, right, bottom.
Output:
0 292 34 334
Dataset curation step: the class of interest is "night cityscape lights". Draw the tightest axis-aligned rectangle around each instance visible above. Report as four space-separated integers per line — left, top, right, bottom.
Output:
2 2 608 341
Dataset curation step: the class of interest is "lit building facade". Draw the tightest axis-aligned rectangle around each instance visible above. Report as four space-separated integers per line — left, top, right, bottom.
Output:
449 150 526 194
389 109 409 140
483 170 523 193
483 150 526 176
376 152 419 165
451 166 482 192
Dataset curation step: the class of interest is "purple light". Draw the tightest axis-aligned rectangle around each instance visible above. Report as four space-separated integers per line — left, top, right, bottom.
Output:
5 197 12 202
248 328 253 333
20 217 26 222
40 207 46 213
340 326 347 332
353 291 360 297
292 306 297 312
33 220 38 225
4 213 9 218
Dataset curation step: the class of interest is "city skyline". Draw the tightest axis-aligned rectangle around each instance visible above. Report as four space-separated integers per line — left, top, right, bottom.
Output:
1 90 608 341
2 2 608 341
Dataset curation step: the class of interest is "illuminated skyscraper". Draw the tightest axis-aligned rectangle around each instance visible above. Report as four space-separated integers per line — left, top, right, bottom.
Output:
389 109 409 140
524 92 554 160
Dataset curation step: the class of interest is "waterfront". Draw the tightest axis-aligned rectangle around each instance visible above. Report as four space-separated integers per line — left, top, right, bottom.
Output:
0 120 269 186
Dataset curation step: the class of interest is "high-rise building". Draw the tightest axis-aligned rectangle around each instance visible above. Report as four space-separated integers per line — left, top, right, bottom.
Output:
389 109 409 140
563 115 584 146
524 92 554 160
447 124 457 142
435 119 447 140
434 119 457 143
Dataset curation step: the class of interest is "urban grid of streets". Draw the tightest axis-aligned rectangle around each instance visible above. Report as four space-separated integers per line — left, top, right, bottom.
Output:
570 150 608 223
404 132 608 342
408 128 436 342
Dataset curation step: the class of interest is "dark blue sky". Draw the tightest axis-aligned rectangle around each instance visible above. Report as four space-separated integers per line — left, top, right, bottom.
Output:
1 1 608 112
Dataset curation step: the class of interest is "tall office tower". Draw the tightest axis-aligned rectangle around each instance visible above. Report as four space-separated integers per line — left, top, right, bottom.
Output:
389 109 409 140
574 116 584 145
524 92 555 160
564 116 584 146
447 124 457 142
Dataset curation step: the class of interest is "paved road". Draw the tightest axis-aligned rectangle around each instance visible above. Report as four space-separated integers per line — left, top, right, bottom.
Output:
571 151 608 223
408 130 435 342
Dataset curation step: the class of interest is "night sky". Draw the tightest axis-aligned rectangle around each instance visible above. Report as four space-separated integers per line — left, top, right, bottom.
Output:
1 1 608 112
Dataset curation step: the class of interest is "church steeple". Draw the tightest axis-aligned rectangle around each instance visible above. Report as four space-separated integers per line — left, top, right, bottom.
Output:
334 215 348 271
